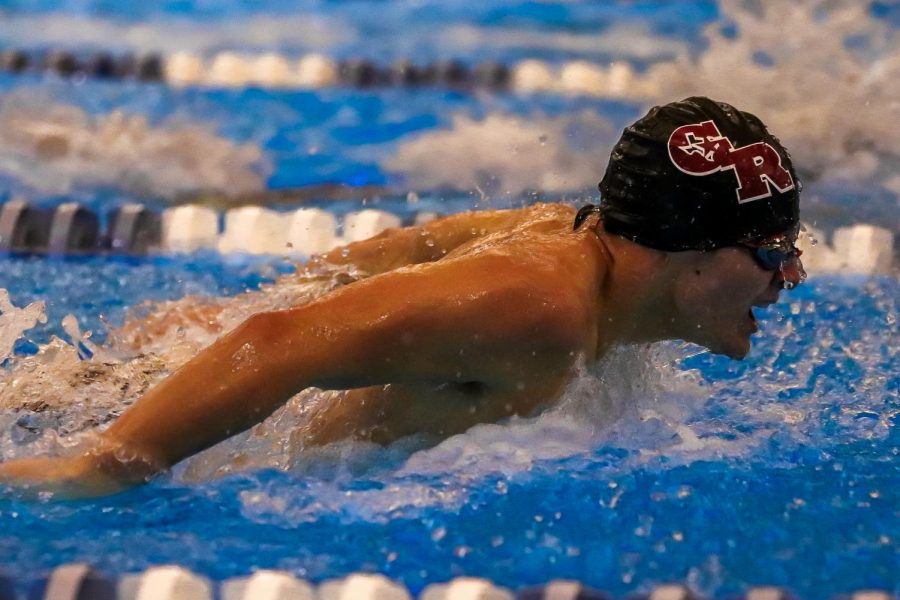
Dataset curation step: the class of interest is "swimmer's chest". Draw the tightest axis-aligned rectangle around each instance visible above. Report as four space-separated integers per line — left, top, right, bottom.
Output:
359 374 567 442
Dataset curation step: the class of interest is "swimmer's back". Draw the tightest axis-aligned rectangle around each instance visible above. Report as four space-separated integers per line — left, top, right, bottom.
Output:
435 203 581 262
308 203 578 276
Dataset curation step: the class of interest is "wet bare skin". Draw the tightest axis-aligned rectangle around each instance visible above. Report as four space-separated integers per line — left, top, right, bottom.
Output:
300 204 599 445
0 204 603 496
0 202 803 497
115 203 593 445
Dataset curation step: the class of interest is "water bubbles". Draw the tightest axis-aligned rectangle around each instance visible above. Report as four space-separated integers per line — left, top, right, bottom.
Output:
232 342 257 370
61 314 117 362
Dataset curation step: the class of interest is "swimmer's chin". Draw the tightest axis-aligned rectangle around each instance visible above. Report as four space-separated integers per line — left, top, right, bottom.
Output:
709 337 753 360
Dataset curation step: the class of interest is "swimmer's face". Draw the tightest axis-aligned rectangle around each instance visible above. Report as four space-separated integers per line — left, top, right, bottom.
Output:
673 235 804 359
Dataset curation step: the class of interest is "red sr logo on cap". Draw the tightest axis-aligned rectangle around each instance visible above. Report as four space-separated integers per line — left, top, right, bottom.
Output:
667 120 795 203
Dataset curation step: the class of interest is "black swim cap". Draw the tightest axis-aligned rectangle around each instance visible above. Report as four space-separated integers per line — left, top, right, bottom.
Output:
598 96 800 251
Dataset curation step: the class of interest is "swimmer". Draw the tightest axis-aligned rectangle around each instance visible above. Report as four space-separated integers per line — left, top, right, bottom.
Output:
0 97 806 498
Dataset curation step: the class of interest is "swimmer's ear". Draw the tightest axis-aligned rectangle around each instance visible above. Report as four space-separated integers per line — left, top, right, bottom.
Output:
573 204 601 231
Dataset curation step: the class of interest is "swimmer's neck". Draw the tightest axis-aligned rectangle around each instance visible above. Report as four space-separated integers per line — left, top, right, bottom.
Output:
591 226 681 356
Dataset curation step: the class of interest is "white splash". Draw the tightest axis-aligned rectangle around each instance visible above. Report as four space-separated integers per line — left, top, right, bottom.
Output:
0 93 268 199
434 22 689 61
60 313 119 363
0 267 354 461
639 0 900 194
0 289 46 363
387 0 900 202
385 111 616 196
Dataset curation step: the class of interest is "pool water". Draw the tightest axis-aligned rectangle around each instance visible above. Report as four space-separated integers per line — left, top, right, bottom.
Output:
0 251 897 598
1 0 899 597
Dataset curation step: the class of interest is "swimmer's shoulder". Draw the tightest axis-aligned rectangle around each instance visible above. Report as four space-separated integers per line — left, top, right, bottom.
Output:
510 202 577 228
439 202 574 226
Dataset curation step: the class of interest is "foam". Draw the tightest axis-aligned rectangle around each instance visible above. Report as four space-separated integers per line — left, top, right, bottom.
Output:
385 112 616 195
385 0 900 215
222 345 712 524
637 0 900 202
433 22 688 61
0 93 267 199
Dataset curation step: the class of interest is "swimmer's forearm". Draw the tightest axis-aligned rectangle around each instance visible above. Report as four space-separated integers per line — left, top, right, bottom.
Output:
0 450 153 498
103 311 326 469
100 252 555 473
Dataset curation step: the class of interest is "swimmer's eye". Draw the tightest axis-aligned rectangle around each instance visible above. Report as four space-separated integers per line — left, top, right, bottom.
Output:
740 239 802 271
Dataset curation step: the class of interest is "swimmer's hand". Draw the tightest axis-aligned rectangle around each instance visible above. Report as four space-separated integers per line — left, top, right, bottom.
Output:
0 445 162 500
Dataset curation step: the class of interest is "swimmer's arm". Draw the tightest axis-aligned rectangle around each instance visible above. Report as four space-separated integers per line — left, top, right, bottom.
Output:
113 207 542 348
104 258 569 466
0 255 577 497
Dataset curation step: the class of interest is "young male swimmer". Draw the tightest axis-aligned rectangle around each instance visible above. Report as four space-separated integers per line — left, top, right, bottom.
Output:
0 97 806 498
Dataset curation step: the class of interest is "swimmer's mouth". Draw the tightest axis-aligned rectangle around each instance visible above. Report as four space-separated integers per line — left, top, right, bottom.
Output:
749 297 777 332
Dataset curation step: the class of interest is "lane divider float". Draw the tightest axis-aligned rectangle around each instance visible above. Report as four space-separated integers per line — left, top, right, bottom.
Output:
0 48 657 97
12 565 899 600
0 199 895 276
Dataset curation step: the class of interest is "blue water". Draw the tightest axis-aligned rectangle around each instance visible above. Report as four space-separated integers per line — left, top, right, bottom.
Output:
0 255 897 599
0 0 899 597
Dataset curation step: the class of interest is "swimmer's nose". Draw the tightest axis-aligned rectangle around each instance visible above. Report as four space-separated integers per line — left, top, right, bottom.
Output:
776 255 806 290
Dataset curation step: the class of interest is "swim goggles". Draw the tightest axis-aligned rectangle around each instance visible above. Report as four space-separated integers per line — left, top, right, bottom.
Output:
741 236 803 272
